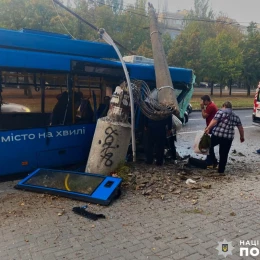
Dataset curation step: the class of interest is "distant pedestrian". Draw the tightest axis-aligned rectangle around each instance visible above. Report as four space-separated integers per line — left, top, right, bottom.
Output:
200 95 218 166
205 101 245 175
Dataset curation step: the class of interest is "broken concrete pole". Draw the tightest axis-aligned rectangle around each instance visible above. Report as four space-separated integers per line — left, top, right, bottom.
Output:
86 84 131 175
85 120 131 175
148 3 179 115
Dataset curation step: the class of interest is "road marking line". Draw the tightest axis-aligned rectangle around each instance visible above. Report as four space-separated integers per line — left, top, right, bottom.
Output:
179 130 199 134
243 126 256 129
245 116 251 117
179 126 255 134
189 119 202 121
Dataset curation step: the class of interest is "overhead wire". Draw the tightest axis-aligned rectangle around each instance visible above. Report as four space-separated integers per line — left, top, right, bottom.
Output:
52 0 252 48
53 0 135 54
95 0 149 18
88 0 254 27
65 0 252 33
51 0 77 39
95 0 148 14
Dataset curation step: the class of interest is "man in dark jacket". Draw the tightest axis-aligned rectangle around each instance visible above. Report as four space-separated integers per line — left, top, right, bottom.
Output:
144 115 172 166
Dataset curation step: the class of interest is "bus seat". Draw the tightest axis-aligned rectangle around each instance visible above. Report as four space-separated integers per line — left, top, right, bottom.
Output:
76 98 94 123
50 91 82 125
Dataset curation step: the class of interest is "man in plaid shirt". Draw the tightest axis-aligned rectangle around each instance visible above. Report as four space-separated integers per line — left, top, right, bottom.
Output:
205 101 245 175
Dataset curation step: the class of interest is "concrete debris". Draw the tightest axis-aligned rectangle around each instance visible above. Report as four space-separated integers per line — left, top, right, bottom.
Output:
187 183 202 190
121 162 217 199
118 159 256 200
186 179 197 185
192 199 198 205
201 183 212 189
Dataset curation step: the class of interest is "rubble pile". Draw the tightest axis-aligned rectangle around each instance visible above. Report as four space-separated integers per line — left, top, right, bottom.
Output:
120 162 217 200
118 159 259 201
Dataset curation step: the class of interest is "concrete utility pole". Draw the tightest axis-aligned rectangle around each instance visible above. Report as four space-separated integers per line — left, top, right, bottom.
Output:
148 3 179 116
86 83 131 176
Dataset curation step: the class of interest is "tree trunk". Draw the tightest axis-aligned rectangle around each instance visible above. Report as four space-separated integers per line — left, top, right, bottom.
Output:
247 80 251 96
210 81 214 96
229 79 232 96
220 84 222 97
24 75 33 98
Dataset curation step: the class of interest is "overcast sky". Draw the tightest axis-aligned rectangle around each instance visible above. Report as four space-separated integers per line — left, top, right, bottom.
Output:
125 0 260 25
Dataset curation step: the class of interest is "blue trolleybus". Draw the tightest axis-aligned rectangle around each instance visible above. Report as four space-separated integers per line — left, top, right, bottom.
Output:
0 28 194 177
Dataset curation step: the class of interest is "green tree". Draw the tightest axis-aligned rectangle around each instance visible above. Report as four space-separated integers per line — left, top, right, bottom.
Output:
168 25 204 81
167 0 216 81
112 0 149 55
247 21 258 35
241 29 260 95
162 33 173 57
97 0 105 6
106 0 123 14
137 40 153 58
202 32 243 96
188 0 214 20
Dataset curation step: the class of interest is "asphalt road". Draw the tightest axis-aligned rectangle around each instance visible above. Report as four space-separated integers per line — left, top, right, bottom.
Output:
183 109 254 131
176 109 260 167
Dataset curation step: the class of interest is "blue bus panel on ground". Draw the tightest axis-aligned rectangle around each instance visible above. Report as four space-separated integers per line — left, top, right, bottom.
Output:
15 168 122 206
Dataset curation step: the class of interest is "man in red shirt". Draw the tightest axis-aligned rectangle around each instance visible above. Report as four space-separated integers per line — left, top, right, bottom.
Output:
200 95 218 167
200 95 218 126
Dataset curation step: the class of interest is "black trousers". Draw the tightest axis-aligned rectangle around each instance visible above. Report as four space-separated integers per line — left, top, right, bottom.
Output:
145 129 165 165
167 135 177 160
209 135 233 173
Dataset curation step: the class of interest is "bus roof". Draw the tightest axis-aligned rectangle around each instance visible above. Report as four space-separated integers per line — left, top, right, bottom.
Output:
0 28 193 84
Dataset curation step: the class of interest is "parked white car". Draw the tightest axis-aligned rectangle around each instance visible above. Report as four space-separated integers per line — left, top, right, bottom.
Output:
1 102 30 112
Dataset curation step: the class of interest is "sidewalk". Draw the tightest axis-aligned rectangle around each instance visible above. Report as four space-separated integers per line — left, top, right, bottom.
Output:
1 161 260 260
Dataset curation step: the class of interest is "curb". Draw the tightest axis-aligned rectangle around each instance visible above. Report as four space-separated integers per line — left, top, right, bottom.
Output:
193 108 252 112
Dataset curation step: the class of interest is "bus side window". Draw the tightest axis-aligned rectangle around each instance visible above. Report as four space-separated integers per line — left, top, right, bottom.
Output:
76 98 94 123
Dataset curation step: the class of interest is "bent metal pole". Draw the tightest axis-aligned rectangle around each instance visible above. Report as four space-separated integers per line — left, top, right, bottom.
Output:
148 3 179 115
99 29 136 163
52 0 136 162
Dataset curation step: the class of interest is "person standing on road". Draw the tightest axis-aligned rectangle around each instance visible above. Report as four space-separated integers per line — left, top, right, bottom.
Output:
144 115 172 166
205 101 245 175
200 95 218 127
200 95 218 166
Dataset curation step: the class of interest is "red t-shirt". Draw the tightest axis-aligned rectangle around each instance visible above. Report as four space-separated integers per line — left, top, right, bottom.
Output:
205 102 218 126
